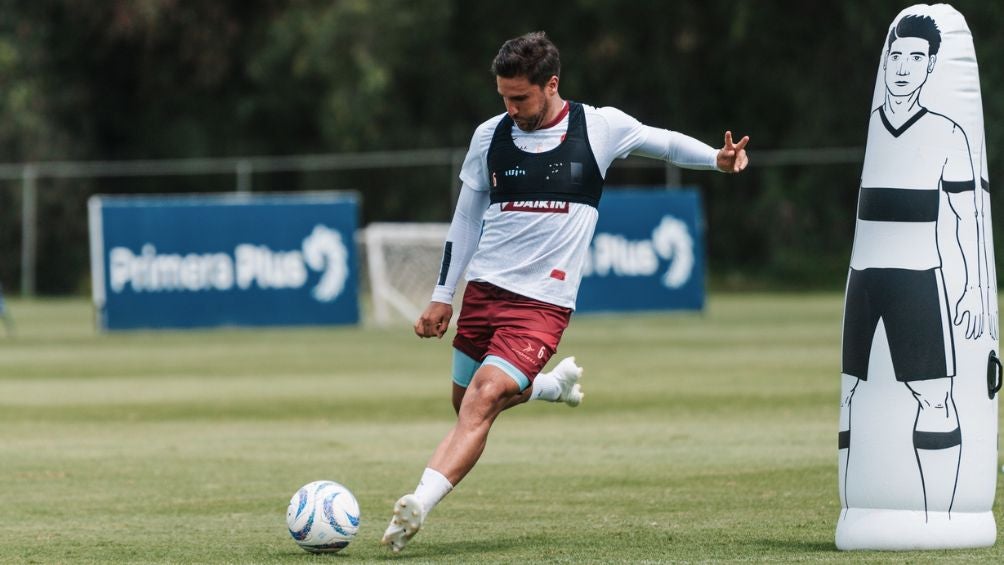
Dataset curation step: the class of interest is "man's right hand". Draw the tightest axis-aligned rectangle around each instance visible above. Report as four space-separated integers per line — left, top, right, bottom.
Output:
414 302 454 338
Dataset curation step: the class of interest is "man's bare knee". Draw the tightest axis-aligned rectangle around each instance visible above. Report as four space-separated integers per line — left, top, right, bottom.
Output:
461 366 523 417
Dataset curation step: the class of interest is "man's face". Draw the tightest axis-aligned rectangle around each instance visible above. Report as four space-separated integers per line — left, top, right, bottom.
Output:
496 75 556 131
884 36 935 96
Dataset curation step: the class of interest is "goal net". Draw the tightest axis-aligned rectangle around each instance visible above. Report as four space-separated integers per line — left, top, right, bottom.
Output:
362 222 465 326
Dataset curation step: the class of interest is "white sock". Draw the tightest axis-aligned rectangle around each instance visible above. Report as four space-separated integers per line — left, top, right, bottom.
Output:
530 370 561 401
414 467 453 516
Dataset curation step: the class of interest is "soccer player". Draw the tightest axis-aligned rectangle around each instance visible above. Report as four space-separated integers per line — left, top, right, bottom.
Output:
381 31 749 553
839 14 984 519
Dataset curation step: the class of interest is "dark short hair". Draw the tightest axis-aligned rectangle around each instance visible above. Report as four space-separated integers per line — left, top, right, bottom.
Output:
490 31 560 87
887 14 941 56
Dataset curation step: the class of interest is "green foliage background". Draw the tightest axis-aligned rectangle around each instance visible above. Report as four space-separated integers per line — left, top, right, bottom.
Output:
2 0 1003 293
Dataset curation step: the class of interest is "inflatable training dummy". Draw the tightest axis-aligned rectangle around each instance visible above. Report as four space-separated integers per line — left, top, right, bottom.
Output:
837 3 999 550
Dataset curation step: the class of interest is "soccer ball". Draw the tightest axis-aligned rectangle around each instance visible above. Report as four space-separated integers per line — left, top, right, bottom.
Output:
286 480 361 553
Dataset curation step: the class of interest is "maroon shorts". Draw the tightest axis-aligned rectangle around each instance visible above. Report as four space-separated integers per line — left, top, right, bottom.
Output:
452 281 573 382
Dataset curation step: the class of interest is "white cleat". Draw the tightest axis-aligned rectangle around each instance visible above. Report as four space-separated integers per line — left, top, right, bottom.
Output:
551 356 584 407
380 494 425 554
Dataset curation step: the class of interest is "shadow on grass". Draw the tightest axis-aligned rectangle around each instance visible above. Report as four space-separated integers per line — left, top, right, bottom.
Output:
368 534 551 562
747 538 837 553
360 535 837 562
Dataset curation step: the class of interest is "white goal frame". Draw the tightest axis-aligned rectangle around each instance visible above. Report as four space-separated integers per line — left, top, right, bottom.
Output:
363 222 458 326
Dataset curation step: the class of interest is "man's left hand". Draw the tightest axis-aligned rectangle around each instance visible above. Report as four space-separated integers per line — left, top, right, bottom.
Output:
717 131 749 173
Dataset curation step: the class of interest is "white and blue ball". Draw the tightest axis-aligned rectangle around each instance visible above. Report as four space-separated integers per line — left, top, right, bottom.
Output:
286 480 360 553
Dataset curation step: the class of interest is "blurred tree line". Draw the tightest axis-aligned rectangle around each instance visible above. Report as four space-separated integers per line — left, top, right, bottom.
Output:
1 0 1003 293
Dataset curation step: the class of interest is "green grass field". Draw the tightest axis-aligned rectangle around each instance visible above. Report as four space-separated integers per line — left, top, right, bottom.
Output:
0 294 1001 564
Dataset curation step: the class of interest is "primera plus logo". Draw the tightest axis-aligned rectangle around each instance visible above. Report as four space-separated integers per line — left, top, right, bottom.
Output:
583 215 694 289
107 224 349 303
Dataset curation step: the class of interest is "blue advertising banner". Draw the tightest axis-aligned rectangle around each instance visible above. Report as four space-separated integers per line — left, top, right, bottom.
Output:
88 192 359 330
577 188 705 313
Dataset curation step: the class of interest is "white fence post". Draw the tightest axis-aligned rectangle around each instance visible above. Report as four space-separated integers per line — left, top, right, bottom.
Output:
20 165 37 297
236 159 252 193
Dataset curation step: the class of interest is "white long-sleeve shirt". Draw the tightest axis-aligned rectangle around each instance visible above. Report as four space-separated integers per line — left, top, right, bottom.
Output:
432 103 719 309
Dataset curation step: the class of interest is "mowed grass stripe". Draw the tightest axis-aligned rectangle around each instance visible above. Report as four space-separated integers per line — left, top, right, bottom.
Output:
0 294 1000 564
